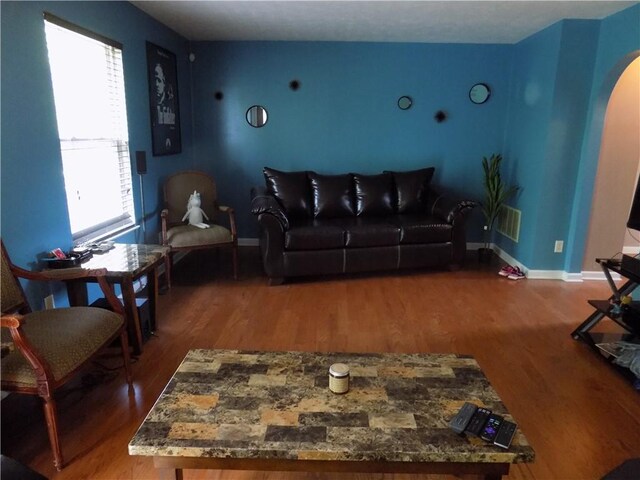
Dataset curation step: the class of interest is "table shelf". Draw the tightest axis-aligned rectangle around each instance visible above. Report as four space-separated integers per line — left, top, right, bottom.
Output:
586 299 640 334
572 259 640 389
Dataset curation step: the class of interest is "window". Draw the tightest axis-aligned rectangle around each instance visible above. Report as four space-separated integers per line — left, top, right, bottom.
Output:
44 14 134 244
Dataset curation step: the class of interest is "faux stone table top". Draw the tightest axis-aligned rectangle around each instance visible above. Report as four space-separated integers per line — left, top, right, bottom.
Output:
129 349 535 465
76 243 169 277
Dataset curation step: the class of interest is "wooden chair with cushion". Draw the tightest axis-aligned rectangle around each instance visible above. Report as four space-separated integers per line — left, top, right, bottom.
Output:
161 170 238 282
0 241 133 471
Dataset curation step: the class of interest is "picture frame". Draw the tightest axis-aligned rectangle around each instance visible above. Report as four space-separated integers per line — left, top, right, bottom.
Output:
146 41 181 156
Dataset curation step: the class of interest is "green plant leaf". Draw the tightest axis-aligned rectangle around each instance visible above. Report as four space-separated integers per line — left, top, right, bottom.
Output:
480 153 518 231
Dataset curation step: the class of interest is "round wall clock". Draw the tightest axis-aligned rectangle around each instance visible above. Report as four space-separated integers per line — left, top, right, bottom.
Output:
469 83 491 104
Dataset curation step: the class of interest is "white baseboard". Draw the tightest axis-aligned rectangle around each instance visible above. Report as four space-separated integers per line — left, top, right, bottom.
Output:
477 243 597 282
580 270 622 281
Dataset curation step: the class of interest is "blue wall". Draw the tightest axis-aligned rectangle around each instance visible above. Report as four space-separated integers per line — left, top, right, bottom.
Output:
502 20 600 270
1 2 639 307
502 22 563 267
190 41 513 238
566 3 640 273
1 1 192 306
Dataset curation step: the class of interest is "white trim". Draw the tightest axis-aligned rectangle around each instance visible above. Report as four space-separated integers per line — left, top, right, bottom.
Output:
563 272 585 282
476 243 575 281
76 223 139 247
580 270 622 281
622 246 640 255
472 243 626 282
491 244 525 272
524 269 563 280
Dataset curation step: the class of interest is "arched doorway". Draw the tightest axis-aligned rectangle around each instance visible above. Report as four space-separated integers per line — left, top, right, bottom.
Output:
582 57 640 272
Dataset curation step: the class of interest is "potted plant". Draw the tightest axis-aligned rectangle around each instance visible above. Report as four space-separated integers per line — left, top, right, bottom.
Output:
479 154 519 262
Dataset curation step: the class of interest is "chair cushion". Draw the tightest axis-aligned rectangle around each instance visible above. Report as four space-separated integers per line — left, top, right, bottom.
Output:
389 214 452 244
385 167 435 214
166 224 232 248
309 172 355 218
1 307 123 388
264 167 311 219
342 217 400 247
353 173 395 217
285 219 345 250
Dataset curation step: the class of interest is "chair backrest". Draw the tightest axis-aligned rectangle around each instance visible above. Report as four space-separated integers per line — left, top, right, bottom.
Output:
164 171 218 225
1 241 30 315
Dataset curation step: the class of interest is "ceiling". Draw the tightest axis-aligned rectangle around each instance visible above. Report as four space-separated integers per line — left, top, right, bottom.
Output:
130 1 636 44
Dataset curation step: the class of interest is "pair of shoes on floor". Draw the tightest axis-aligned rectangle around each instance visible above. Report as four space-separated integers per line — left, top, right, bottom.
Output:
498 265 526 280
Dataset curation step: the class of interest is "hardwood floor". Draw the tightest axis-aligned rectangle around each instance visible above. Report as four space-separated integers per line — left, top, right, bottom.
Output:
2 247 638 480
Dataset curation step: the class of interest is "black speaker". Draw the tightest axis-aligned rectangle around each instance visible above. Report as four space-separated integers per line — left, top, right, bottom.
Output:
135 151 147 175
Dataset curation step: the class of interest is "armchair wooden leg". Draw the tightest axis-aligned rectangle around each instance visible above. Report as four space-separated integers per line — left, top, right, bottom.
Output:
41 395 63 471
232 244 238 280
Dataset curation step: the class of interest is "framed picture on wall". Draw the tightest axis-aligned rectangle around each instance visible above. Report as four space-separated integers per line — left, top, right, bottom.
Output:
146 41 181 156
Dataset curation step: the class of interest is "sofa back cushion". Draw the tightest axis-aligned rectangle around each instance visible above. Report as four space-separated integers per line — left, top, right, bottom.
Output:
264 167 311 218
353 173 395 217
308 172 355 218
386 167 435 213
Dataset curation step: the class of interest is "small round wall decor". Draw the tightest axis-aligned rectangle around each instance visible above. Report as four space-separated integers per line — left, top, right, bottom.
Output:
469 83 491 104
398 96 413 110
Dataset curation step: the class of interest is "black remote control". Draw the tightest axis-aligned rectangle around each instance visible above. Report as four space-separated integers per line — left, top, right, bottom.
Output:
480 414 503 442
494 420 517 449
465 407 491 436
448 402 478 434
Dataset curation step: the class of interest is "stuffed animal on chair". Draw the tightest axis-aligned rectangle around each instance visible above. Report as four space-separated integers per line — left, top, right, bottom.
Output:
182 190 210 229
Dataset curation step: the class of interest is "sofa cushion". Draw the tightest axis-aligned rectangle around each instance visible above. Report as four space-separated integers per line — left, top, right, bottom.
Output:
308 172 355 218
264 167 311 218
389 214 452 244
385 167 435 214
353 173 395 217
285 219 345 250
340 217 400 247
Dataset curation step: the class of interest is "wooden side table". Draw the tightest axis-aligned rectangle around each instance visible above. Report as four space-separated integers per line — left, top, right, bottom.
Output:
63 243 170 355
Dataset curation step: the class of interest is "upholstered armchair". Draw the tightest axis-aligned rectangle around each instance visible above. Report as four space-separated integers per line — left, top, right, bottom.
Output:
161 171 238 281
0 241 133 470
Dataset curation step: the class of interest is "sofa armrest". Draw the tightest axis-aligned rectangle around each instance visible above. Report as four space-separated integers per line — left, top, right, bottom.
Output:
426 189 477 225
250 186 290 230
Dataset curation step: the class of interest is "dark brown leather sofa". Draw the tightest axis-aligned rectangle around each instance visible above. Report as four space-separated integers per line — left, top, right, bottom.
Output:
250 167 476 284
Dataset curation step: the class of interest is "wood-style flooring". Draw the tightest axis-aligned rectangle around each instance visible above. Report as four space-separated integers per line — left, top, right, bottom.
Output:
2 247 638 480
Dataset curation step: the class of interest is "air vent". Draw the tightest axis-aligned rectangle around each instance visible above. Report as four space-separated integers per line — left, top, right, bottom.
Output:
497 205 521 243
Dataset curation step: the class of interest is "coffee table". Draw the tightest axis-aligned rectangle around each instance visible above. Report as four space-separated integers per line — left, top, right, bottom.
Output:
129 350 534 480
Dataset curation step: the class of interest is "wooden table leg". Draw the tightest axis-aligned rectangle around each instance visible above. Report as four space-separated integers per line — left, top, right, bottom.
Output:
121 276 144 355
157 468 183 480
148 266 159 332
65 279 88 306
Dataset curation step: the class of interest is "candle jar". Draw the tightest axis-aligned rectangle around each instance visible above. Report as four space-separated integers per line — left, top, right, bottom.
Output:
329 363 350 394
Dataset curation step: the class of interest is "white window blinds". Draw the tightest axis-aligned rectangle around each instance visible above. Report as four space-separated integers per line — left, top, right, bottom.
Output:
44 14 134 243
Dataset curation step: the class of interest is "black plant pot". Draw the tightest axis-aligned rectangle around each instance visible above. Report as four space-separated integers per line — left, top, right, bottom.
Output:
478 247 494 264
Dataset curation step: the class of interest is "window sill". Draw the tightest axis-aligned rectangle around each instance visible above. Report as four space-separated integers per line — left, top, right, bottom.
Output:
74 223 139 247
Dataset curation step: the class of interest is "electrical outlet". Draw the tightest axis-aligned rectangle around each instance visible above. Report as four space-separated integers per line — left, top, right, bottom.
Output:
554 240 564 253
44 294 55 309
